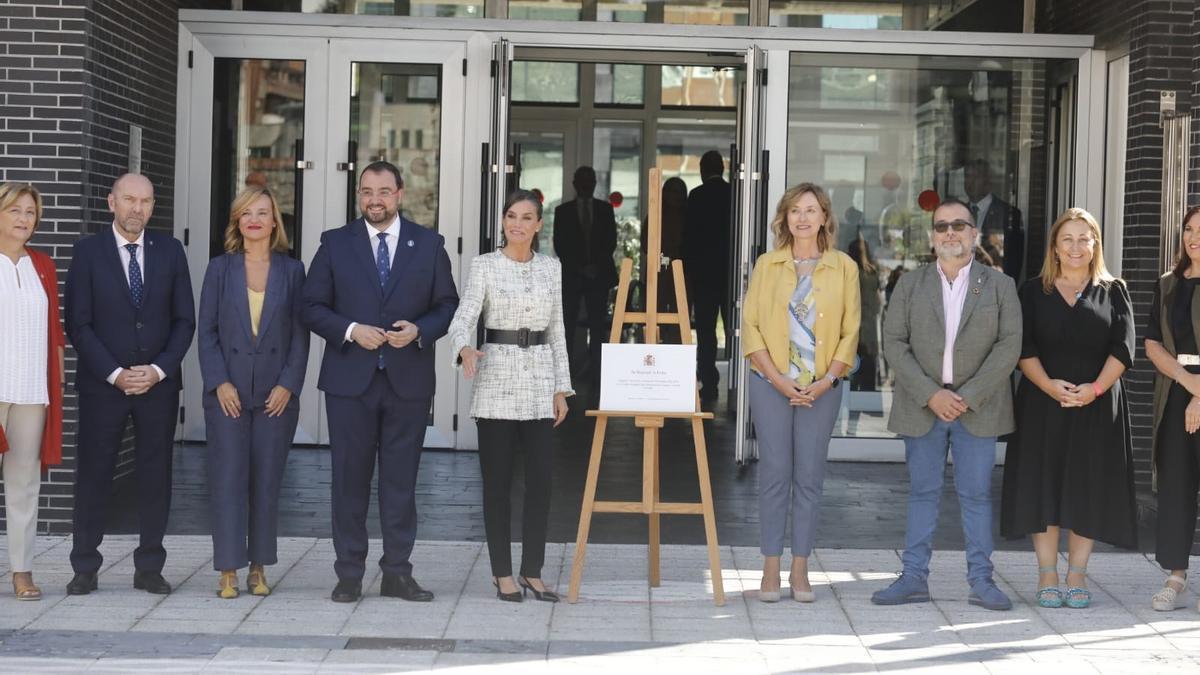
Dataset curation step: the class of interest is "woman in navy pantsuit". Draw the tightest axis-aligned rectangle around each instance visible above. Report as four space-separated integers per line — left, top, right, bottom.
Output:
198 186 309 599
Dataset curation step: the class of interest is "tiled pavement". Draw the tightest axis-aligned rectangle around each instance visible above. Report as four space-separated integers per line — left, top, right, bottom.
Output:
1 535 1198 673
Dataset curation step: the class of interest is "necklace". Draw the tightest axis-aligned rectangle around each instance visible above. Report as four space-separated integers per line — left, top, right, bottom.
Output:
792 255 820 265
1058 276 1088 300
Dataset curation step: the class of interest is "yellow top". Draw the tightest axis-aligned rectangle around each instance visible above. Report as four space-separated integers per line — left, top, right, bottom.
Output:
248 288 265 337
741 247 861 380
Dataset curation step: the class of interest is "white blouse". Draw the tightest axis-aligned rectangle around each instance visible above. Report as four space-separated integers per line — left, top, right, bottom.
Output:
448 251 574 420
0 255 48 406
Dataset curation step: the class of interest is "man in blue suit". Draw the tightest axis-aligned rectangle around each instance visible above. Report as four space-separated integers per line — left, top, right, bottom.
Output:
303 161 458 603
64 174 196 595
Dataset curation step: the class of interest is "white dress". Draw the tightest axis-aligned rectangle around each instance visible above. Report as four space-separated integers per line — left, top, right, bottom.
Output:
448 251 574 420
0 255 48 406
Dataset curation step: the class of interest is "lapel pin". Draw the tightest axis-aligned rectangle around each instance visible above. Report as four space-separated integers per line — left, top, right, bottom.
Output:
407 240 414 247
972 288 981 295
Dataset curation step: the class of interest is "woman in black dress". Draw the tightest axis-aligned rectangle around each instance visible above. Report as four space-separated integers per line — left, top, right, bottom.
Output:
1144 204 1200 613
1000 207 1136 610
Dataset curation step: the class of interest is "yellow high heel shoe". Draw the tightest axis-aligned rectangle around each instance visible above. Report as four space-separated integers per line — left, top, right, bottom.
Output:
247 564 270 597
218 570 239 599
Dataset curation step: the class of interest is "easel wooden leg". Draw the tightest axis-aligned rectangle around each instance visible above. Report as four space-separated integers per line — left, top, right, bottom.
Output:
647 427 661 588
568 416 608 603
692 417 725 606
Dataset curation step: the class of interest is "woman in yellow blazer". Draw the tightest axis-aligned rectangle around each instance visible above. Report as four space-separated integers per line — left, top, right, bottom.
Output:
742 182 860 603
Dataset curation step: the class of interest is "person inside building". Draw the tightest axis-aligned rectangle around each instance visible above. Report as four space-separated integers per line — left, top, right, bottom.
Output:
553 166 617 381
683 151 732 404
1144 204 1200 613
197 186 309 599
0 183 65 602
657 176 688 344
742 182 860 603
964 159 1024 281
449 190 572 603
872 198 1021 611
64 173 196 597
1000 207 1136 610
848 234 882 392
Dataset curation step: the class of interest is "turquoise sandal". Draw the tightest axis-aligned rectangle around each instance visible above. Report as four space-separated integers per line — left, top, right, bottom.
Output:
1065 565 1091 609
1036 565 1063 608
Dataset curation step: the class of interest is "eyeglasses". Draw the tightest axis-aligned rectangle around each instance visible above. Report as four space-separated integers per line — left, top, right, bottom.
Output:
932 219 973 233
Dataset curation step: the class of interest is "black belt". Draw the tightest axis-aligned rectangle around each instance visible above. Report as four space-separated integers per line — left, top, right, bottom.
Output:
485 328 547 348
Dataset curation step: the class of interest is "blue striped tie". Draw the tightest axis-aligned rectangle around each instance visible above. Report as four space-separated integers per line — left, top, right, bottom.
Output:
125 243 144 308
376 232 389 370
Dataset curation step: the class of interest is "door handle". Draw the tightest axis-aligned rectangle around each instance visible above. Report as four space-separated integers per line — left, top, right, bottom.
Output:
295 160 314 170
336 162 355 172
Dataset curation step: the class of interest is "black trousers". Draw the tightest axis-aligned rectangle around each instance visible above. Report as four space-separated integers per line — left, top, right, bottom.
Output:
71 385 178 574
562 279 610 375
325 370 427 581
476 418 554 578
1155 383 1200 570
693 286 728 395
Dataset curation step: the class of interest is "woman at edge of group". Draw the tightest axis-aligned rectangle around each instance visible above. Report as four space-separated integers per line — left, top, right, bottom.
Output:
0 182 65 601
197 186 309 599
742 182 861 603
449 189 572 603
999 207 1137 610
1145 203 1200 613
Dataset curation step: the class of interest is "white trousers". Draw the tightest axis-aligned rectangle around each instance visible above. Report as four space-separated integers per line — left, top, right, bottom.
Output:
0 402 45 572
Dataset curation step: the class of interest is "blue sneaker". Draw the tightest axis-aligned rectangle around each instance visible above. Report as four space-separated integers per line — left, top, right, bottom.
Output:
968 578 1013 611
871 573 931 605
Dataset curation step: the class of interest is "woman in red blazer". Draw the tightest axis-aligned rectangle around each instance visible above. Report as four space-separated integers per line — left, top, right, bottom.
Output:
0 182 65 601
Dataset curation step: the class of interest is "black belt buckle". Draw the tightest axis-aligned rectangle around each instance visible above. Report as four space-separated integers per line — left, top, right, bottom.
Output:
516 327 531 348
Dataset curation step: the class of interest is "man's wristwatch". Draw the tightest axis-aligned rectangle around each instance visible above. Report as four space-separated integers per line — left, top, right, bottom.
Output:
825 373 840 388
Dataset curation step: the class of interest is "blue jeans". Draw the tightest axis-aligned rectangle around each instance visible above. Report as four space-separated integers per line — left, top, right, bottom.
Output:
901 419 997 585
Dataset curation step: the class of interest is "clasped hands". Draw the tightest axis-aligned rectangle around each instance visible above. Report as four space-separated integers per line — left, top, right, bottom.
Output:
770 374 831 407
215 382 292 419
114 365 161 396
1045 379 1098 409
351 320 419 350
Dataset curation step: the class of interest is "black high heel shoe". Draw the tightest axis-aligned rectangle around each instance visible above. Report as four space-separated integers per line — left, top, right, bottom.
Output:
518 576 560 603
493 577 523 603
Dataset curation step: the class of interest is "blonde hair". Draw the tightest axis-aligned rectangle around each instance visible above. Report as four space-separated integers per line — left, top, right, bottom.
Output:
224 187 290 253
0 182 43 235
1039 207 1115 293
770 183 837 253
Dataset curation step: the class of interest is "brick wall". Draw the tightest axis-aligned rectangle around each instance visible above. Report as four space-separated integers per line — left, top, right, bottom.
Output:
1040 0 1200 552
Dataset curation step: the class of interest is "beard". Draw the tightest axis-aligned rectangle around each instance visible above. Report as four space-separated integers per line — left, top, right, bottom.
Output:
934 240 971 261
363 204 397 226
115 215 146 238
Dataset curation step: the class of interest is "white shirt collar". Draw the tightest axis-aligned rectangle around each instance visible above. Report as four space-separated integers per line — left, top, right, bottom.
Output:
112 222 145 249
973 193 993 213
365 215 400 240
936 259 973 285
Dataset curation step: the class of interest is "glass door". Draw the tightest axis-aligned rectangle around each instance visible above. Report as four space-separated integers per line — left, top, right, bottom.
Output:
178 34 329 444
325 38 469 448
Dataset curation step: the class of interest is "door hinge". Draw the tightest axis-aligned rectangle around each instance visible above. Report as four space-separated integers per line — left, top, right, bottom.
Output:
452 414 458 431
183 228 189 246
187 50 193 69
462 58 467 77
178 406 185 425
457 236 463 255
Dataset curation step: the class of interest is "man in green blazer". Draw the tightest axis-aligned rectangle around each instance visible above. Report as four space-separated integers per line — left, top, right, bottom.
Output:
872 198 1022 611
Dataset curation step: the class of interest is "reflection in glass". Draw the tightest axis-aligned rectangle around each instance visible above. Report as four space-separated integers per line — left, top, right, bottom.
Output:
768 1 1021 31
245 0 484 16
595 63 644 106
211 58 305 260
786 53 1070 437
661 65 742 108
350 62 442 230
512 62 580 104
508 0 582 20
593 122 642 307
512 130 566 253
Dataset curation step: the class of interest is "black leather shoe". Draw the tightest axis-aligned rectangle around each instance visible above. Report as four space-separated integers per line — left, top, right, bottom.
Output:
133 571 172 595
380 573 434 602
331 579 362 603
66 572 98 595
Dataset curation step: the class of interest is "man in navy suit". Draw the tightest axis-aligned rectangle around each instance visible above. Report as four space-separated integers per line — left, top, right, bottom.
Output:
302 161 458 603
63 174 196 595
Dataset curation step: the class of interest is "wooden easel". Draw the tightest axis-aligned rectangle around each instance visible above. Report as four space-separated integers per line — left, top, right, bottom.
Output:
566 168 724 606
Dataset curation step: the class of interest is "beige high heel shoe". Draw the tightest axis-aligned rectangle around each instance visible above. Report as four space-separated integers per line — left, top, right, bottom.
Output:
1152 574 1186 611
12 572 41 601
246 564 270 597
217 570 239 599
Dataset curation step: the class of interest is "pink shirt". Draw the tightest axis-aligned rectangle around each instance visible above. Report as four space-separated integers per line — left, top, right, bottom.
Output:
937 261 973 384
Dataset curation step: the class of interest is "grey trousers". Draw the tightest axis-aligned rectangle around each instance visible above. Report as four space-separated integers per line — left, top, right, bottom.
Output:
0 402 45 572
749 374 842 557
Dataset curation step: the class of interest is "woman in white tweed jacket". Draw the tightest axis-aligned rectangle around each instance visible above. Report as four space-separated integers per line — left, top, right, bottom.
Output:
448 189 572 603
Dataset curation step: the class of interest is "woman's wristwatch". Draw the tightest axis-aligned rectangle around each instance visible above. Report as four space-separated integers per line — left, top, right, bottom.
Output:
826 373 840 388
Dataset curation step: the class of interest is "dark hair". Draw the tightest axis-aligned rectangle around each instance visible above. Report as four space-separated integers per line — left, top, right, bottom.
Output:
1171 204 1200 278
934 197 975 226
503 189 543 220
699 150 724 180
360 160 404 189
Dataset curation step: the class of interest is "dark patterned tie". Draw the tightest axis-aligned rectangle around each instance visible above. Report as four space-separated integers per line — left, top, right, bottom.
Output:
376 232 389 369
125 243 144 308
